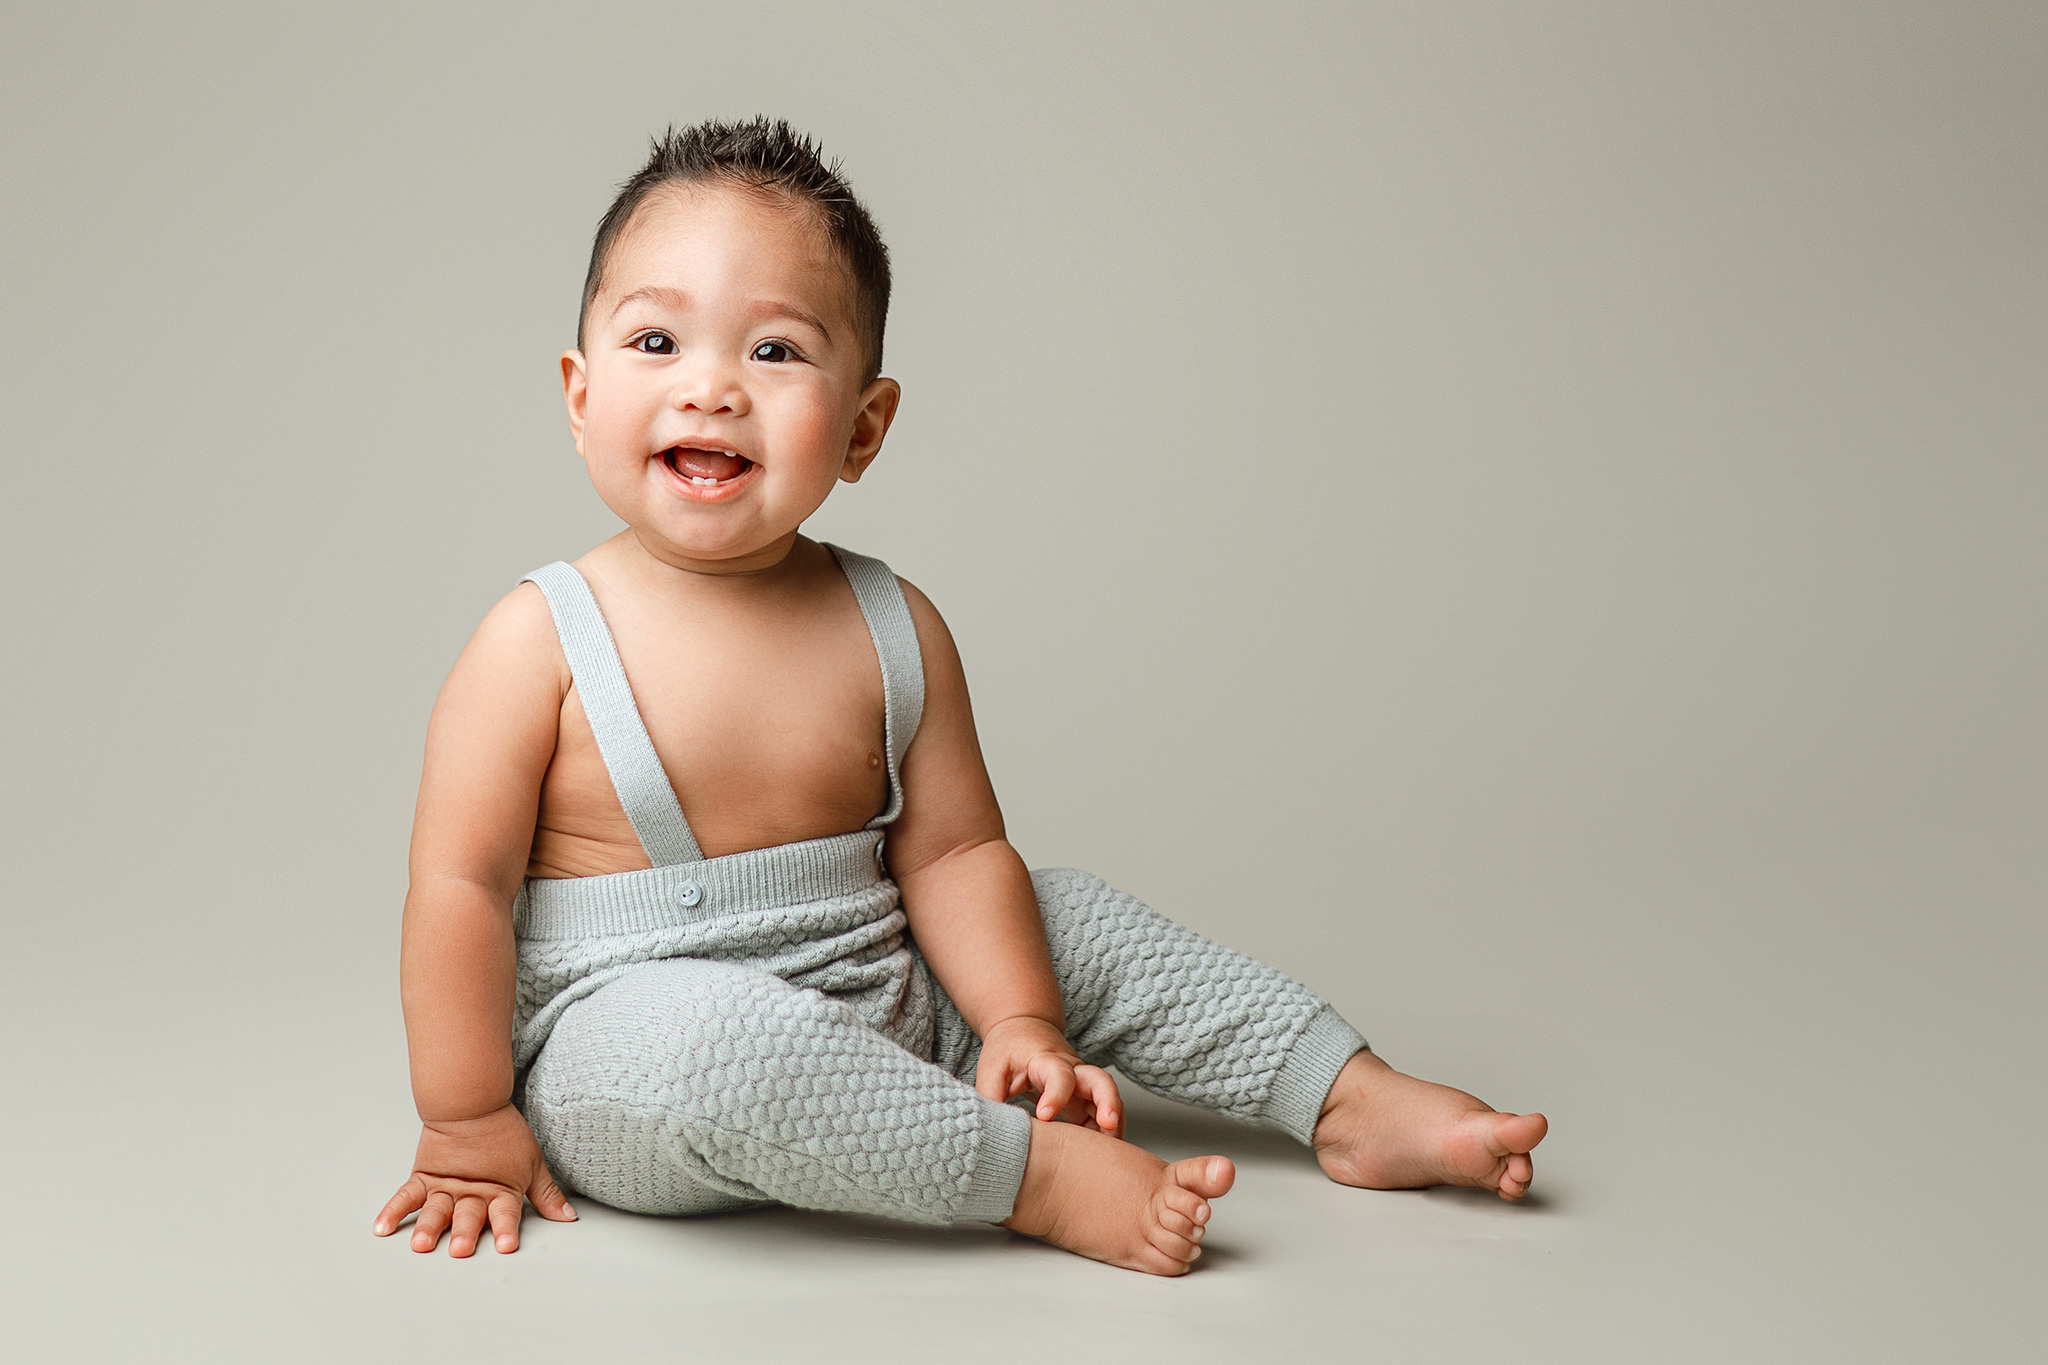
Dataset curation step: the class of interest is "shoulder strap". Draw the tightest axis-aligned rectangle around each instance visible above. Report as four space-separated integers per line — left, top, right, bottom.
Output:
520 563 704 866
826 545 926 828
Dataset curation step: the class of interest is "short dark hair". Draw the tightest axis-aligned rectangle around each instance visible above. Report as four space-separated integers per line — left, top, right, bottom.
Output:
578 118 892 381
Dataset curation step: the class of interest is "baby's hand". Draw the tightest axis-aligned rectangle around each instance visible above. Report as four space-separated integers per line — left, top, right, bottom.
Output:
974 1016 1124 1138
373 1104 578 1257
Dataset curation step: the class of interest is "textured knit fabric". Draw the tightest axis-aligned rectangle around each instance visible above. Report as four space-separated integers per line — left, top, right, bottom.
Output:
511 546 1367 1226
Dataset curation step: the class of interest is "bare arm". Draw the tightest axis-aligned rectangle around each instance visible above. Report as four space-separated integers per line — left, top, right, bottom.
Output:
400 584 561 1116
885 581 1120 1134
374 584 580 1254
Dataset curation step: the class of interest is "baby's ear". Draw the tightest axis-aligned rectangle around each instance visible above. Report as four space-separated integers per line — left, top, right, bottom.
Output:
840 377 901 483
560 350 589 457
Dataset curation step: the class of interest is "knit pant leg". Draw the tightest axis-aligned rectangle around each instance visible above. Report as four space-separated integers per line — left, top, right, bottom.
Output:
932 868 1368 1145
523 956 1031 1225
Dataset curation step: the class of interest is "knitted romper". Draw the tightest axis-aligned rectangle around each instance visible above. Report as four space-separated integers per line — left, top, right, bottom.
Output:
514 547 1369 1226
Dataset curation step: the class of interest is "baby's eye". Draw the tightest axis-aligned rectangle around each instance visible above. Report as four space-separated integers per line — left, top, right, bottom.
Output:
633 332 678 355
751 340 794 363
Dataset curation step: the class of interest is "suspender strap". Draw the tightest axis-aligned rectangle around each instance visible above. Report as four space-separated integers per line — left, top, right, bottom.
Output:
826 545 925 828
517 547 927 863
521 562 705 866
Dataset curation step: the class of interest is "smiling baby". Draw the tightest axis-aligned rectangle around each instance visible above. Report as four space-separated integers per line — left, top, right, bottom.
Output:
373 118 1547 1274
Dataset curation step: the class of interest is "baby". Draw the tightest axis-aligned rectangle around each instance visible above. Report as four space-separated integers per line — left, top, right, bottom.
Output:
373 118 1547 1276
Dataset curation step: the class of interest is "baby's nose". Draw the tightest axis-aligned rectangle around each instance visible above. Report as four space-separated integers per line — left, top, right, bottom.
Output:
669 359 747 415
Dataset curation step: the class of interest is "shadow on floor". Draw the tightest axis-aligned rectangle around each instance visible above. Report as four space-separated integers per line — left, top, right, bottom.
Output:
1117 1089 1323 1167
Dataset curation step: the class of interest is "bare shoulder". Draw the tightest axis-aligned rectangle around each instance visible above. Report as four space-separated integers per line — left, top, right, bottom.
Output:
891 574 981 753
429 581 568 743
412 581 568 886
894 575 966 682
451 581 568 693
885 574 1005 866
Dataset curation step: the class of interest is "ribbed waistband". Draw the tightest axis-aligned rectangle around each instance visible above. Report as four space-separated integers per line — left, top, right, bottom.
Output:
515 829 892 941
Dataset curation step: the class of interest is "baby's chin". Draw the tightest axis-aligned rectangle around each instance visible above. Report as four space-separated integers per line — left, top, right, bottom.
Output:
626 515 811 576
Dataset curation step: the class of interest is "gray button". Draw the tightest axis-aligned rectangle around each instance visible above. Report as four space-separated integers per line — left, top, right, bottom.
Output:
676 880 703 908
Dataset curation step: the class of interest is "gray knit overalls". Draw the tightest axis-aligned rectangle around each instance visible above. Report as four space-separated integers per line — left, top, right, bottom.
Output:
514 546 1368 1226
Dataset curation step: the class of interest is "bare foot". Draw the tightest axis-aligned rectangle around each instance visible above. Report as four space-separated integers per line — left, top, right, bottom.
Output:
1002 1120 1235 1275
1313 1051 1548 1200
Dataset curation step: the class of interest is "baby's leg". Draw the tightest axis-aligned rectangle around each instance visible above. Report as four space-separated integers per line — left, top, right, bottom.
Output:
988 869 1546 1200
524 957 1029 1226
985 868 1369 1140
530 956 1225 1274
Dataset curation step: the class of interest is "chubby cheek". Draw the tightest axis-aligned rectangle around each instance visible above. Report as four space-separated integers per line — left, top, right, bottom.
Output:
767 395 857 490
579 376 653 453
578 405 662 515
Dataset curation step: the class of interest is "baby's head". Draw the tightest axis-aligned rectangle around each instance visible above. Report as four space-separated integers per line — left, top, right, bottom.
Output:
577 119 891 381
564 119 900 570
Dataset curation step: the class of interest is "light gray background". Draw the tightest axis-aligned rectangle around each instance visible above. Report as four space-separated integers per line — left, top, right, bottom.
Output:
3 2 2041 1360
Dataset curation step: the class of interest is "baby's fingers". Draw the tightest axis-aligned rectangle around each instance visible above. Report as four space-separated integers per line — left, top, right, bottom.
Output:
486 1191 528 1254
374 1175 428 1237
447 1196 488 1258
1031 1058 1077 1122
1075 1064 1123 1138
527 1167 578 1224
411 1190 454 1253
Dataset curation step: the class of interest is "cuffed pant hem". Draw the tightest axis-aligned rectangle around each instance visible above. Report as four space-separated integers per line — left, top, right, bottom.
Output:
954 1095 1033 1223
1258 1005 1368 1144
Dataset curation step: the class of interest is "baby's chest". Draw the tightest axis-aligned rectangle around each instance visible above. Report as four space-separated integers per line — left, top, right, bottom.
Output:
628 625 886 775
550 610 890 843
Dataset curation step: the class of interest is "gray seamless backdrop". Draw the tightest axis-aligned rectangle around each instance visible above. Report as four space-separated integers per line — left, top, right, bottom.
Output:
3 3 2041 1361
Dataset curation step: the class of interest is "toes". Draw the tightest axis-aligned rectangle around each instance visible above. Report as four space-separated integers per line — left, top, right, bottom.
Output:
1495 1112 1549 1155
1159 1184 1212 1234
1147 1225 1200 1264
1152 1173 1222 1267
1168 1154 1235 1199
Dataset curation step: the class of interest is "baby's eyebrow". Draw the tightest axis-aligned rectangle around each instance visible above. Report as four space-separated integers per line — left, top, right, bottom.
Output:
609 285 690 318
752 301 832 341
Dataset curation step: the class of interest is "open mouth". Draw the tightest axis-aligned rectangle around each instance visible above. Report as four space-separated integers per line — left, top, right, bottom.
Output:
662 445 755 488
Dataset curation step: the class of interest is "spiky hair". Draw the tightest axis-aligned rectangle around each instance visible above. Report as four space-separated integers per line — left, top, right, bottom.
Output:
577 118 892 381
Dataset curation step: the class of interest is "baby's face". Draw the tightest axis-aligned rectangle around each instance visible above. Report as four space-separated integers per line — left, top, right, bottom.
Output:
564 184 897 571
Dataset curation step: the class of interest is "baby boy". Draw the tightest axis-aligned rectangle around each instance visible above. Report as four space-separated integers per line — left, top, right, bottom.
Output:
372 118 1547 1275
